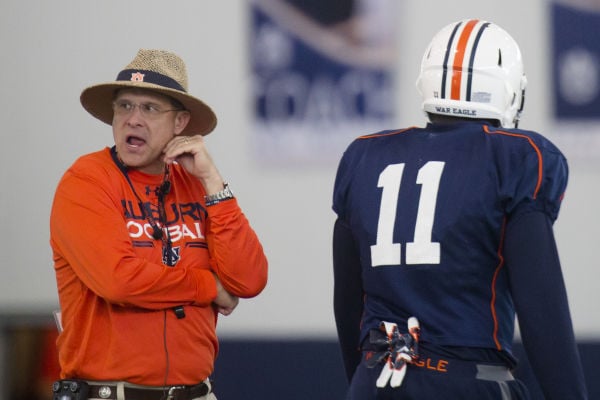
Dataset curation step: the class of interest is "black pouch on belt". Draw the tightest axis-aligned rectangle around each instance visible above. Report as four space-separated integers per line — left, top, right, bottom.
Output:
52 379 90 400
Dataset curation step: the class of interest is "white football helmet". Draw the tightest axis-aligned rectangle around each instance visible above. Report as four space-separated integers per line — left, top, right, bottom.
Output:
416 19 527 128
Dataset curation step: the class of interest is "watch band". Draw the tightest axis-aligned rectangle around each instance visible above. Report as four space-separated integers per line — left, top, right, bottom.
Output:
205 183 234 206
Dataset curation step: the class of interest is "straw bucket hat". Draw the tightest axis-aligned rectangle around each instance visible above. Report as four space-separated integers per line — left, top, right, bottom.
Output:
80 49 217 136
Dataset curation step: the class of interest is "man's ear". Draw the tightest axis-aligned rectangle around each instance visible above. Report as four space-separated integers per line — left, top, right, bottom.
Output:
173 111 191 135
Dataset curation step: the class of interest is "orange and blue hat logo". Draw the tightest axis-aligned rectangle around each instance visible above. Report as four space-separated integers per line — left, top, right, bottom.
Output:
130 72 145 82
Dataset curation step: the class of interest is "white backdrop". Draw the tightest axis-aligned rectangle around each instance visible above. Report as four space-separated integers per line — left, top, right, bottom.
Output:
1 0 598 339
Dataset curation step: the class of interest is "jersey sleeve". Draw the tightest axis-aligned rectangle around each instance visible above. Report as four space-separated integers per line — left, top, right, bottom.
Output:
333 218 364 382
503 133 568 222
332 140 367 381
332 140 360 219
505 212 588 399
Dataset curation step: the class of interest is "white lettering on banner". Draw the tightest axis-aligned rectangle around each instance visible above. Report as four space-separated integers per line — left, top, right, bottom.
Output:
256 71 392 122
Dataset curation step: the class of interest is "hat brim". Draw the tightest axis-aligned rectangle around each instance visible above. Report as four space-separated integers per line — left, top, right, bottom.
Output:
80 81 217 136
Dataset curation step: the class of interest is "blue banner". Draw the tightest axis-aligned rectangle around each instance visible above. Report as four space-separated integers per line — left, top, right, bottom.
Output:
250 0 398 164
552 2 600 119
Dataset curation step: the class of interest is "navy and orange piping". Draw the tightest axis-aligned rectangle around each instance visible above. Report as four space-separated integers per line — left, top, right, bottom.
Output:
490 216 507 350
357 127 415 140
483 125 543 199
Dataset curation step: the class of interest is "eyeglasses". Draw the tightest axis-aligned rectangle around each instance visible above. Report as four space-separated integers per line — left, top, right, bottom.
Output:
112 100 184 119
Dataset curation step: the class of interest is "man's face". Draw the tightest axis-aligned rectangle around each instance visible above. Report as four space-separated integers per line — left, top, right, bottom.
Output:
112 89 190 174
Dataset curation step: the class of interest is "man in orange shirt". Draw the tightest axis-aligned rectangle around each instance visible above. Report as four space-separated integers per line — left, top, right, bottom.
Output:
50 49 268 400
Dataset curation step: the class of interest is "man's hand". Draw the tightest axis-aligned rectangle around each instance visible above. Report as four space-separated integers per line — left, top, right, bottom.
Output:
213 275 239 316
163 135 224 194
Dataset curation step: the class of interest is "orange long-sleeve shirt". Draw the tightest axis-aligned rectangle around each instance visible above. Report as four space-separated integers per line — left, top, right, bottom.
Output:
50 147 268 385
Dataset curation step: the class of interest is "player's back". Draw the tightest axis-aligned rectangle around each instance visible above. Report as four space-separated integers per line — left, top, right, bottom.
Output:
332 120 567 353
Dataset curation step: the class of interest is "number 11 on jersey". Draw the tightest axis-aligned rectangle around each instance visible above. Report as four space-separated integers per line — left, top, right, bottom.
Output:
370 161 445 267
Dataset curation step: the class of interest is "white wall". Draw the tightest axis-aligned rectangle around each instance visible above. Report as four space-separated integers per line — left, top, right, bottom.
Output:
1 0 598 339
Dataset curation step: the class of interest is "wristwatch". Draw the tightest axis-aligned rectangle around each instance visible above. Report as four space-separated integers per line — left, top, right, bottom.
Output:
205 183 234 206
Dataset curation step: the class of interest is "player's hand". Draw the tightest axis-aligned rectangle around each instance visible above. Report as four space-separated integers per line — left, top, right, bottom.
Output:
213 276 239 316
162 135 224 194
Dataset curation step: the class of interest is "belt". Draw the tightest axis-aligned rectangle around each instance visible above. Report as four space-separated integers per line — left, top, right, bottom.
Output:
87 381 210 400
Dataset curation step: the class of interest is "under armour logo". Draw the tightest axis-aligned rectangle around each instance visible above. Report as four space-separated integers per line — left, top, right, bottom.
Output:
144 185 162 196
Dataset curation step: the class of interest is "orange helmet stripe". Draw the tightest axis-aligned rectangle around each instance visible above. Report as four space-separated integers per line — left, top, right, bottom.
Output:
451 19 479 100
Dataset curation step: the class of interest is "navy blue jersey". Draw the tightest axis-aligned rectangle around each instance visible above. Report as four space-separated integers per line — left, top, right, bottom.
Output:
332 121 568 353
